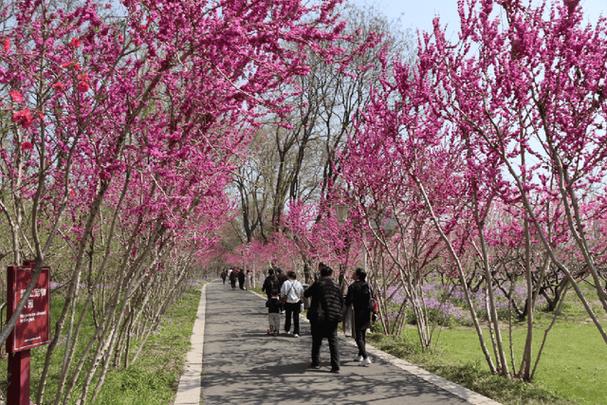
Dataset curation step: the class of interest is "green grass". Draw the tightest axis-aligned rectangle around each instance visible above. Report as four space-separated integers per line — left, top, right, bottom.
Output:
369 318 607 404
250 286 264 295
94 288 200 404
368 282 607 404
0 287 201 404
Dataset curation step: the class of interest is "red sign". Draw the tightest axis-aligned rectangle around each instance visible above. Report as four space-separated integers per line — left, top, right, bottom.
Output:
7 264 50 352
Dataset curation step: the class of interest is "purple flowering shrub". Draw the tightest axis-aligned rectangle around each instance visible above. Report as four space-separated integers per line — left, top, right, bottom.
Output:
386 280 548 327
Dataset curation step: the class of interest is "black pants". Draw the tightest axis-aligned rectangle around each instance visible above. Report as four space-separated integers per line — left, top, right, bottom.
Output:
311 321 339 370
284 302 301 334
355 327 367 358
238 279 244 289
230 280 236 289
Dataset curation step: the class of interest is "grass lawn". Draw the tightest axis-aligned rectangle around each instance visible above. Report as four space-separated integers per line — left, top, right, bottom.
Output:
0 286 201 404
435 321 606 404
94 287 201 404
369 315 607 404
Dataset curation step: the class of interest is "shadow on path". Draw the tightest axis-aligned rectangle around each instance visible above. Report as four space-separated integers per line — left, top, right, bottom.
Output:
201 282 467 405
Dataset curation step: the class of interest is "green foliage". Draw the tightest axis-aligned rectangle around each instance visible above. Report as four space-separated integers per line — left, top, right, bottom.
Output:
370 333 423 359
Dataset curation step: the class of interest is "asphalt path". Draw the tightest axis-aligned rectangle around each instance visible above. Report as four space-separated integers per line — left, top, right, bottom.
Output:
201 281 468 405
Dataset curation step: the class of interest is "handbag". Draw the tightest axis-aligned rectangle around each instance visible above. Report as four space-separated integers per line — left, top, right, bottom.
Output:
371 296 379 323
371 298 379 314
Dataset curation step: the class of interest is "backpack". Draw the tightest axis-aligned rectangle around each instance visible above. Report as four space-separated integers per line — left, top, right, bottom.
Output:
263 276 280 296
319 280 343 323
269 278 280 296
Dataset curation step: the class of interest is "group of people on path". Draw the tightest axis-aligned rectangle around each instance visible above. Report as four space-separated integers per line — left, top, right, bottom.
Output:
220 267 249 290
262 267 304 337
261 263 375 373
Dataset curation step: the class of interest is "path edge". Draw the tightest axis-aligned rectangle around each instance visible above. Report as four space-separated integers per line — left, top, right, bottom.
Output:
174 283 207 405
248 288 500 405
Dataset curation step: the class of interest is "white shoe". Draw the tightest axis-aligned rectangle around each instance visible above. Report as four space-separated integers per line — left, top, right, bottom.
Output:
354 355 363 362
293 334 300 338
363 357 372 366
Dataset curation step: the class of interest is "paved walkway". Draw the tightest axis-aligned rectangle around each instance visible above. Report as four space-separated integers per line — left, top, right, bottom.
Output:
201 281 471 405
175 284 207 405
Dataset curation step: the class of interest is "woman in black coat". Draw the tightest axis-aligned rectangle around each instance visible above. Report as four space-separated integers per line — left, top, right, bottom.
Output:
237 268 246 290
345 268 373 365
229 269 237 289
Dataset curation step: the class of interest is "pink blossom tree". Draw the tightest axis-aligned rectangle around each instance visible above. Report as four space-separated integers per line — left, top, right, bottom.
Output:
0 0 345 401
337 0 607 381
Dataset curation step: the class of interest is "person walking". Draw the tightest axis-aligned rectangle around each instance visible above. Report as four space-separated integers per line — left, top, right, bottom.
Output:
276 267 288 289
281 271 304 337
246 269 252 289
262 268 279 299
275 268 288 313
304 263 343 373
345 268 373 366
238 268 246 290
267 292 281 336
229 268 237 289
220 270 227 285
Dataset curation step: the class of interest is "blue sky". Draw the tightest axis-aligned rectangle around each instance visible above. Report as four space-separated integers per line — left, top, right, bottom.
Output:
350 0 607 37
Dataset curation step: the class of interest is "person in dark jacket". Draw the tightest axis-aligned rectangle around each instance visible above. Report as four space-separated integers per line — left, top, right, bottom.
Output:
345 268 373 365
267 292 281 336
276 267 288 288
275 268 288 313
220 270 227 285
304 263 343 373
238 268 246 290
262 268 279 299
229 268 237 289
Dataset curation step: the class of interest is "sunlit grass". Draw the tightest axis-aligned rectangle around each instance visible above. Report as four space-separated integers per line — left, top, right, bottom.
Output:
369 304 607 404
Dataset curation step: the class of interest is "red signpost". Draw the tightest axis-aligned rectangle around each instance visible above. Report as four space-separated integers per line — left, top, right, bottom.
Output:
6 262 50 405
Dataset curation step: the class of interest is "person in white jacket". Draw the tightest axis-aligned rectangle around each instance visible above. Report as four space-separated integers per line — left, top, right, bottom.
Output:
281 271 304 337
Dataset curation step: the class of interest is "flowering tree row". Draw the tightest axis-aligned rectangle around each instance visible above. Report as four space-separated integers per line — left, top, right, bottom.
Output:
332 0 607 381
0 0 344 402
225 7 407 286
233 0 607 384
